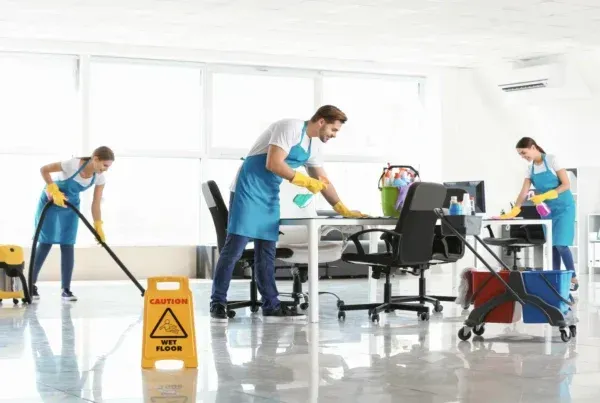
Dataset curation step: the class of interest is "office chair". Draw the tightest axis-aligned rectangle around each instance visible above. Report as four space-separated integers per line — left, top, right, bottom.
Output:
202 180 296 318
338 182 447 323
385 187 465 313
483 206 545 271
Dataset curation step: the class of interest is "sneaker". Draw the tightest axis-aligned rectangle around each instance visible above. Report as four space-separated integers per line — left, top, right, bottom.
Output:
210 303 228 323
262 305 306 323
61 289 78 301
31 285 40 300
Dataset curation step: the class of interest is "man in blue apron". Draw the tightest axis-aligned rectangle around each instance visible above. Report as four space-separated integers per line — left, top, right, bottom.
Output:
502 137 578 290
211 105 367 322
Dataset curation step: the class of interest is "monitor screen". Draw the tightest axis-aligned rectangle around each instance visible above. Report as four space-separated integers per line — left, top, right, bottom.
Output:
443 180 486 213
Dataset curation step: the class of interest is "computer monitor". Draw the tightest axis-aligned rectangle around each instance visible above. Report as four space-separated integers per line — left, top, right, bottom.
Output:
443 180 486 213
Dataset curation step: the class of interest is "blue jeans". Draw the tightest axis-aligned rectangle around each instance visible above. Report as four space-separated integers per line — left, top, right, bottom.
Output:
210 233 280 312
553 245 576 278
32 243 75 289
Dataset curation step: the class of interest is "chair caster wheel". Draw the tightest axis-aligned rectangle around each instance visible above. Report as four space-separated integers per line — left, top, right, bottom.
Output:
250 306 260 313
434 303 443 313
458 327 472 341
473 324 485 336
227 310 236 319
12 299 18 305
560 328 571 342
338 311 346 321
569 325 577 338
418 312 430 321
300 302 309 310
371 313 380 323
368 308 374 316
337 300 344 308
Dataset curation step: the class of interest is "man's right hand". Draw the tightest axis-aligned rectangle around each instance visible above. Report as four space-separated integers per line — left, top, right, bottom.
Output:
290 171 328 194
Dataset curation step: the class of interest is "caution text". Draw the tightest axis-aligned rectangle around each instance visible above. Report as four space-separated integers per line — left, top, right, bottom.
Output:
149 298 188 305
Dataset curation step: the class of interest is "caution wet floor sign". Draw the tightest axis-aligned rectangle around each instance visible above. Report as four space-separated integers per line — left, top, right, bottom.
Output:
142 277 197 368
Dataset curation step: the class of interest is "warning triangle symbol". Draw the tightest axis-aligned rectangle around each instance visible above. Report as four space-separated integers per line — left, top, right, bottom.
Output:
150 397 188 403
150 307 188 339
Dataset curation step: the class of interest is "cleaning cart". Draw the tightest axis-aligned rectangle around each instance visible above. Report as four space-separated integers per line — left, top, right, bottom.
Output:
378 164 420 217
435 209 576 343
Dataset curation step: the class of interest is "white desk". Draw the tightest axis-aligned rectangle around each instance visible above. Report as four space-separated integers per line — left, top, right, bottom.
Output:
279 216 553 323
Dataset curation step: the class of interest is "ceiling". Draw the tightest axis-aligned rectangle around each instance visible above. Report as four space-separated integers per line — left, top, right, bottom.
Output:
1 0 600 67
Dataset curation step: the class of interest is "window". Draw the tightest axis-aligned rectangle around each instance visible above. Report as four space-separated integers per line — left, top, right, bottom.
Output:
315 162 384 216
89 59 203 153
321 75 423 158
0 154 66 245
200 158 244 244
210 71 315 152
85 157 201 246
0 54 79 153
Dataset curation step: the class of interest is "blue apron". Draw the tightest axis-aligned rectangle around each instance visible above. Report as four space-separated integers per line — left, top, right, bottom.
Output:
34 159 96 245
229 122 312 241
530 155 575 246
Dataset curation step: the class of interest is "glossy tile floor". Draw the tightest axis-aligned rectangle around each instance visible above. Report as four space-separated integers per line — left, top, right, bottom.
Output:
3 270 600 402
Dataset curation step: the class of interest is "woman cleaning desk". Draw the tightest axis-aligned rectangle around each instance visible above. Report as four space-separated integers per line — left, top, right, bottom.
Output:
499 137 578 291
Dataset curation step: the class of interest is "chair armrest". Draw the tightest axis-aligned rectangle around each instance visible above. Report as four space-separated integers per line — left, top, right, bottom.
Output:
347 229 402 257
485 225 495 238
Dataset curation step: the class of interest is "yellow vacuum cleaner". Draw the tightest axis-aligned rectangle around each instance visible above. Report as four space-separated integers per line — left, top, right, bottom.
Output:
0 245 31 304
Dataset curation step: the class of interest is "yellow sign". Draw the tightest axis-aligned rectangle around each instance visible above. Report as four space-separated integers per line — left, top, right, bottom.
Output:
142 277 197 368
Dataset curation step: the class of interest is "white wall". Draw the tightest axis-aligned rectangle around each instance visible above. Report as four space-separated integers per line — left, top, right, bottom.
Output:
28 246 197 283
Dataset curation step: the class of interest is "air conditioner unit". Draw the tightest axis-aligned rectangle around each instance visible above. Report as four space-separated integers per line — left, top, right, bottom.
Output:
497 63 563 93
494 60 590 101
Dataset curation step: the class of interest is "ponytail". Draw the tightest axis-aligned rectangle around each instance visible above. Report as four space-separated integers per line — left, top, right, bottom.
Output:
516 137 545 154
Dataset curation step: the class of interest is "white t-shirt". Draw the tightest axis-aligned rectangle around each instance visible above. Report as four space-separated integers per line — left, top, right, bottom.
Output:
56 158 106 187
230 119 323 191
525 154 562 178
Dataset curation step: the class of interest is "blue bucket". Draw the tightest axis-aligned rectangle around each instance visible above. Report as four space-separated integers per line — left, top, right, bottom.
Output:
521 270 573 324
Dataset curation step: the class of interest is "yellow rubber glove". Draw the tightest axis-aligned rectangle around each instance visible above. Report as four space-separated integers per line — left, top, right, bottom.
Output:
530 189 558 205
46 183 67 207
94 220 106 243
499 206 521 219
333 201 369 218
290 171 328 194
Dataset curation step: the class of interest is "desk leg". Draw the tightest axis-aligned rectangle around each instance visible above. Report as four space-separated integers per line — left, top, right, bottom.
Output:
308 220 320 323
368 226 379 303
545 223 553 270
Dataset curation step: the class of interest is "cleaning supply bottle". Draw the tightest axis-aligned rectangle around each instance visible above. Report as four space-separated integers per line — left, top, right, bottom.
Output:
449 196 462 215
470 196 476 215
536 202 551 217
392 172 403 187
461 192 471 215
528 190 551 217
384 170 392 186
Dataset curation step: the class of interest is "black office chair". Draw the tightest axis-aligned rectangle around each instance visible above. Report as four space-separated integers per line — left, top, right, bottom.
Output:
388 187 465 313
338 182 447 323
201 180 296 318
483 205 545 271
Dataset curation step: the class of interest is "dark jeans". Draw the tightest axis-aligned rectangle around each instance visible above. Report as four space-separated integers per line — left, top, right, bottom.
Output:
210 191 280 312
210 233 279 312
553 245 576 278
33 243 75 289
